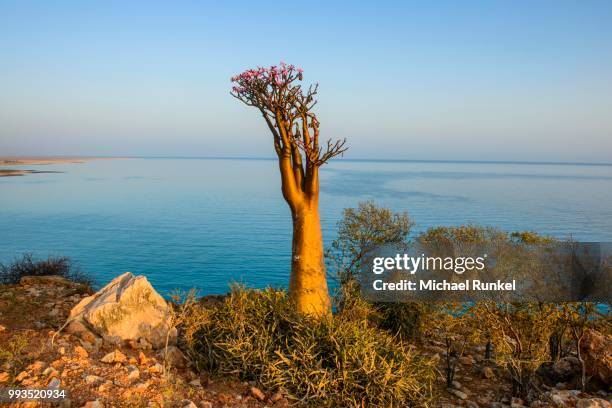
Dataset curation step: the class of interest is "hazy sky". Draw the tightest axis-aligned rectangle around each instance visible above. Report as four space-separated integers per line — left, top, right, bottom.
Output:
1 1 611 162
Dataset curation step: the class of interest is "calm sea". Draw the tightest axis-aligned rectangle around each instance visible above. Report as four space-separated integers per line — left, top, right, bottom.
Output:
1 158 611 295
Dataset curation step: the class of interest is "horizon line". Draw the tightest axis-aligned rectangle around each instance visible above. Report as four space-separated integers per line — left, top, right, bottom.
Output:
3 155 612 167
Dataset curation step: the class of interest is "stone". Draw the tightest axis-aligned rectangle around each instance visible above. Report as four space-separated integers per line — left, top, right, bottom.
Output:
459 355 474 366
182 401 197 408
580 329 612 386
127 366 140 381
74 345 89 359
100 350 126 364
66 272 176 349
137 337 152 350
133 381 150 392
27 361 46 374
158 345 186 368
448 388 468 400
48 377 61 389
511 396 527 408
550 390 576 406
85 375 104 385
66 321 101 344
98 381 112 392
43 367 59 377
138 351 148 366
251 386 265 401
81 401 104 408
576 399 611 408
269 392 283 403
189 379 201 387
201 402 213 408
79 340 94 352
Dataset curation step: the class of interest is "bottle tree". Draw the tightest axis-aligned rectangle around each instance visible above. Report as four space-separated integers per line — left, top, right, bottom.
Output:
231 62 347 315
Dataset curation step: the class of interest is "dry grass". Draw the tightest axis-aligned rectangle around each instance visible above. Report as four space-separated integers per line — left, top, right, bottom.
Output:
182 285 435 407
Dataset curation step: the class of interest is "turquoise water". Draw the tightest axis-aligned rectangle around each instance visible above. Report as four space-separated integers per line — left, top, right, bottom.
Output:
1 158 611 295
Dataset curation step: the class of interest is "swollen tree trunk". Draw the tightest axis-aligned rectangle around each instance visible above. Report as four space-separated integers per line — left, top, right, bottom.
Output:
289 202 331 316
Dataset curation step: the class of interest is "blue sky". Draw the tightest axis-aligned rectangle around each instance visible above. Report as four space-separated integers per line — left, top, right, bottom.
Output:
1 1 611 162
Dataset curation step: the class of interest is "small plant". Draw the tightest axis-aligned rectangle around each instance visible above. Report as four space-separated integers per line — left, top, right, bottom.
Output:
0 253 93 287
422 303 479 388
475 302 559 401
0 332 30 379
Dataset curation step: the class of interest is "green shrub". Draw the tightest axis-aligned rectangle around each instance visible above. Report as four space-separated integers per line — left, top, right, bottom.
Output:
183 286 435 407
0 253 93 287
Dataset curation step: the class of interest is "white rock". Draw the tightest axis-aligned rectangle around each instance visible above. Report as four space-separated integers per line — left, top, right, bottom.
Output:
66 272 176 349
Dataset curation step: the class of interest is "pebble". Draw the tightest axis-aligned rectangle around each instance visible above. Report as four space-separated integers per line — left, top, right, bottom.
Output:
15 371 29 381
100 350 126 364
98 381 112 392
251 386 265 401
127 367 140 381
138 351 148 366
133 381 150 392
43 367 59 377
48 377 61 389
74 346 89 358
448 388 468 400
85 375 104 385
269 392 283 403
81 400 104 408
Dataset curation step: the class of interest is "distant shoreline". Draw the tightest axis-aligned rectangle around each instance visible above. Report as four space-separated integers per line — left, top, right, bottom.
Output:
0 157 122 177
0 156 122 166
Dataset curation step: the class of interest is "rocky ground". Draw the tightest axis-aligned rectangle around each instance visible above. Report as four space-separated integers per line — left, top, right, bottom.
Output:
0 276 610 408
421 339 610 408
0 278 278 408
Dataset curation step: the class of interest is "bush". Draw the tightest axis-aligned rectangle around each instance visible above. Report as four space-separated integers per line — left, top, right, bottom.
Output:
0 253 93 287
183 286 435 407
